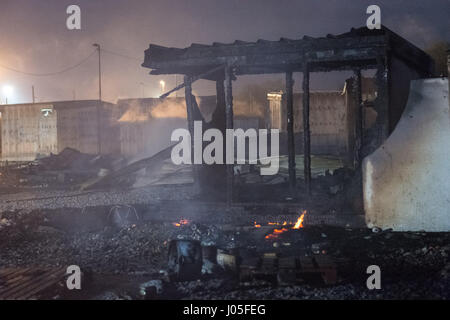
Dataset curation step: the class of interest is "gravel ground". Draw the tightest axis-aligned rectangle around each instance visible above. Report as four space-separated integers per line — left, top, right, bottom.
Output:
0 185 195 212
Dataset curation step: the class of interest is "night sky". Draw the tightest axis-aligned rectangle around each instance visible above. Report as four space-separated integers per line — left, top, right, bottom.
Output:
0 0 448 104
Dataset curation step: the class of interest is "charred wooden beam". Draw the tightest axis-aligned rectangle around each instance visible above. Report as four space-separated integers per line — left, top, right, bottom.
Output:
285 71 296 191
353 68 363 168
144 34 389 72
184 75 200 191
144 27 434 83
203 79 227 190
224 66 234 206
214 79 227 134
448 51 450 100
150 62 381 77
160 65 225 99
184 76 195 151
80 144 174 190
196 79 227 196
149 51 383 77
373 56 390 149
302 63 311 195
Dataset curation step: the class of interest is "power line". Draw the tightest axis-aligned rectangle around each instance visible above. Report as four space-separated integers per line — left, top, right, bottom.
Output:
0 50 97 77
101 48 142 62
0 48 141 78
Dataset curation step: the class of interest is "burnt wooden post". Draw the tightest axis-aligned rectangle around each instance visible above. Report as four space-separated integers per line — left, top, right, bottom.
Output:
285 71 296 191
373 57 390 149
224 66 234 206
215 79 227 134
353 69 363 168
448 51 450 102
184 75 199 190
302 63 311 195
215 79 227 167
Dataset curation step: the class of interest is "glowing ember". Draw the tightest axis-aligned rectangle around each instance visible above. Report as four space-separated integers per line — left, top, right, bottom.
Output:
172 219 189 227
293 210 306 229
267 221 288 226
265 227 289 239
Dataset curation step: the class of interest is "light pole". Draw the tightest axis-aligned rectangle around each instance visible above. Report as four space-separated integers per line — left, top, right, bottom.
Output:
92 43 102 154
159 80 165 95
92 43 102 101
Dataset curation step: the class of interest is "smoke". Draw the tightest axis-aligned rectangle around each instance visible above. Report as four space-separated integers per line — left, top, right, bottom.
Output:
150 99 187 119
233 99 264 118
390 14 441 48
150 95 205 119
233 79 284 118
119 97 207 123
118 100 150 122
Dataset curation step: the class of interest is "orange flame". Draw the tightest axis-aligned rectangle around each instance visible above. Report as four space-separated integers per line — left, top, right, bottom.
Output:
263 211 307 239
293 210 306 229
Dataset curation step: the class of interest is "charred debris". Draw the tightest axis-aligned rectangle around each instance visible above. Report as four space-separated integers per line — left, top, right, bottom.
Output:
0 26 448 300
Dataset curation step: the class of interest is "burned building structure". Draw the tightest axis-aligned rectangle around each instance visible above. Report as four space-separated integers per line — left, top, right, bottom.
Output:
142 26 434 208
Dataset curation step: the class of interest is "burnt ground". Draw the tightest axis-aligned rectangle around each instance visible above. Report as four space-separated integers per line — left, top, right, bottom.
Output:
0 206 449 300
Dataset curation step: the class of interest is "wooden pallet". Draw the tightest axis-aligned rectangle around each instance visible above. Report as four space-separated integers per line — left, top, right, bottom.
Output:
0 267 66 300
240 254 337 285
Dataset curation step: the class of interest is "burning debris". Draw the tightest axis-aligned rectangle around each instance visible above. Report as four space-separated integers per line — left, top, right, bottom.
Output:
258 211 306 240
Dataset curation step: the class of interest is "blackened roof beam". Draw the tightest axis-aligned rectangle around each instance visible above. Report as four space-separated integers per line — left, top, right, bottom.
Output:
143 26 433 77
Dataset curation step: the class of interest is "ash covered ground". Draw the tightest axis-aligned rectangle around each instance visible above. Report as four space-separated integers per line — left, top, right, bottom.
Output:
1 207 449 300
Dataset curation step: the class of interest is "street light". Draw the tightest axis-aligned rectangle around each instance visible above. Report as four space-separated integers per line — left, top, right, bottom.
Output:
2 85 14 104
159 80 165 95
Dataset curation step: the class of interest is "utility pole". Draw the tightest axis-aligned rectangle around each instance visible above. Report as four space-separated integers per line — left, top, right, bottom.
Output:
93 43 102 154
92 43 102 101
32 86 35 103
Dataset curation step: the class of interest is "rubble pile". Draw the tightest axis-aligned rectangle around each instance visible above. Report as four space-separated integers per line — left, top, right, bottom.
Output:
0 148 125 192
